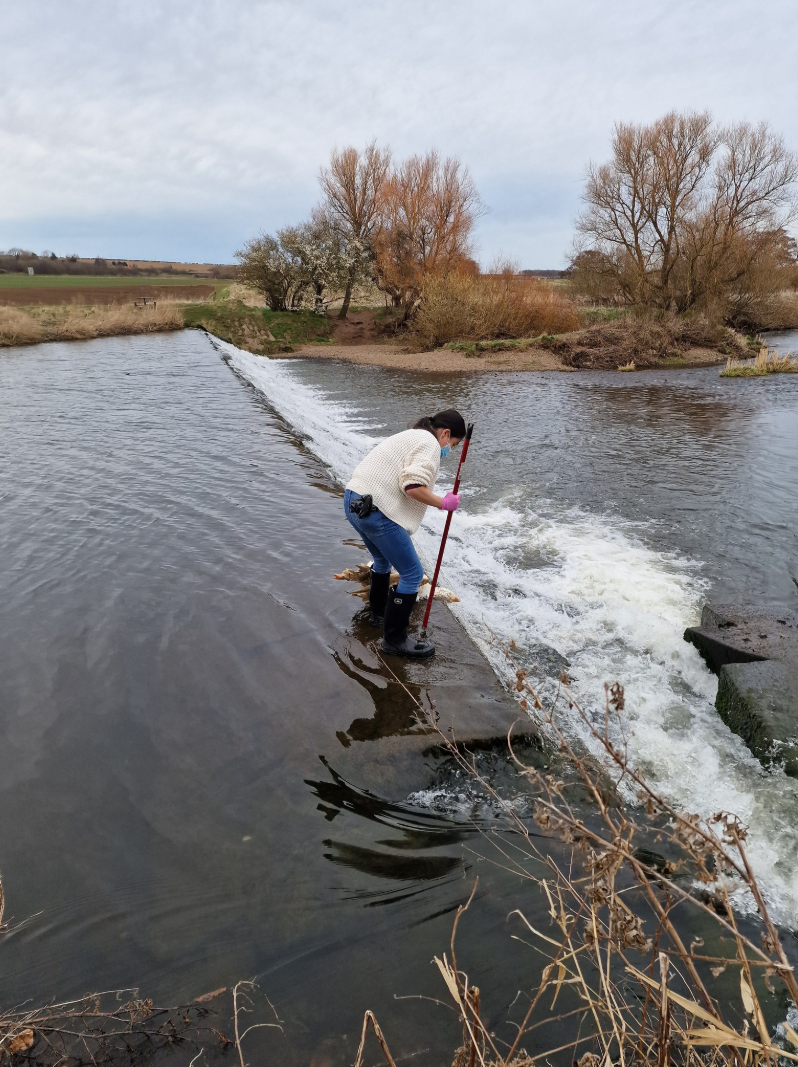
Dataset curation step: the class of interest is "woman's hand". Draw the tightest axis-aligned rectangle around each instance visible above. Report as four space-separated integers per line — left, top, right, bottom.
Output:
441 492 460 512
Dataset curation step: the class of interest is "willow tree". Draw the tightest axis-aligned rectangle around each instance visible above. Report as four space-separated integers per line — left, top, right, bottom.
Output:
318 141 392 319
573 111 798 324
373 151 483 320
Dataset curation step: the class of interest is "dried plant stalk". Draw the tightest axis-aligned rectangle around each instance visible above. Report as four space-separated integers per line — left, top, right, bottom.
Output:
377 644 798 1067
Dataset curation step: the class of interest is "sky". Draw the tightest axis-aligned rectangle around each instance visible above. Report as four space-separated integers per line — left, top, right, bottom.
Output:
1 0 797 268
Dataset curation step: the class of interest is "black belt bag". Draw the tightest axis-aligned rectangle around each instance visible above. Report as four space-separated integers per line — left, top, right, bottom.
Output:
349 493 376 519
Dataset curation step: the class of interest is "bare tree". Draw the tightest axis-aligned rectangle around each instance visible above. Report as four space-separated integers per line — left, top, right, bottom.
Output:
319 140 392 318
373 151 483 319
574 111 798 323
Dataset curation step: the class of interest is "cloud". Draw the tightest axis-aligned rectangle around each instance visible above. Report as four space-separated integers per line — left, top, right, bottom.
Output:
1 0 796 265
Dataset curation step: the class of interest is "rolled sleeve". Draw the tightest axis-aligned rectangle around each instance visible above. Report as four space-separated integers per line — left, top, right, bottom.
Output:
399 443 439 491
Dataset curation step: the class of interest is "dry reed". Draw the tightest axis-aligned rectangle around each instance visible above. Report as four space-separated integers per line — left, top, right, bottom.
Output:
721 347 798 377
0 303 184 347
0 894 280 1067
356 647 798 1067
407 270 582 351
223 282 267 307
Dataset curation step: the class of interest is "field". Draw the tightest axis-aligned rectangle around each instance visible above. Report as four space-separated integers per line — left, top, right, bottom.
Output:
0 275 223 306
0 274 225 288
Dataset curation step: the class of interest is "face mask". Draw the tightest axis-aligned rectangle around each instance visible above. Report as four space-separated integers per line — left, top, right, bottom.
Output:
440 444 451 458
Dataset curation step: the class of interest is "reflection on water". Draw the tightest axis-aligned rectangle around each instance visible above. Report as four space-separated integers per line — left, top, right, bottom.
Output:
321 840 464 883
331 643 436 746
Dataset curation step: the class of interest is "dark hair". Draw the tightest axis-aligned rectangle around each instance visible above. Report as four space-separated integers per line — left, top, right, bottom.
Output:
414 408 467 440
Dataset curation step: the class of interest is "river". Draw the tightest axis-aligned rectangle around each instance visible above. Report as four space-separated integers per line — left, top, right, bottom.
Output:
1 329 797 1063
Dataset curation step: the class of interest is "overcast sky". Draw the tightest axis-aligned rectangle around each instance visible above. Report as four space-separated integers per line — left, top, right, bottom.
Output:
1 0 797 267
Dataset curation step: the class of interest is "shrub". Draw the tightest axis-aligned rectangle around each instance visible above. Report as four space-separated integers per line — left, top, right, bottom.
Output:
407 270 582 350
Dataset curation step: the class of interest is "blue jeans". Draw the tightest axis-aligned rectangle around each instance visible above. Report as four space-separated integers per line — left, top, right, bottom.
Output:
343 490 424 594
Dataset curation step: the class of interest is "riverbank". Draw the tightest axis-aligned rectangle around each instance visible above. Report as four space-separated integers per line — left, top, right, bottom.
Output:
284 338 728 372
194 301 751 372
1 289 756 370
0 302 184 345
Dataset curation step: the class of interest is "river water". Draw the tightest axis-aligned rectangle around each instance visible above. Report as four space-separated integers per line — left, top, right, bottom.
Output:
1 330 797 1063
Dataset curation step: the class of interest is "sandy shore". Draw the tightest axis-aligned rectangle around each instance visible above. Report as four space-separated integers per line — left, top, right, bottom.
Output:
281 341 726 373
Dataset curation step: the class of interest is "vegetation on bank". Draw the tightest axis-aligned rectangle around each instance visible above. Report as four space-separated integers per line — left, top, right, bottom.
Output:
182 300 333 353
405 268 580 350
435 314 750 368
352 656 798 1067
236 141 481 323
232 115 797 365
0 303 183 346
538 314 749 370
721 346 798 376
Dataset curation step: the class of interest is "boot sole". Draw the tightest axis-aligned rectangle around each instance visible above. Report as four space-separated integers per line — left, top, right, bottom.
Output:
380 640 435 660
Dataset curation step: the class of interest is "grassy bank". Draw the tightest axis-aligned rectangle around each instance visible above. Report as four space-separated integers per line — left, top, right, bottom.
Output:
0 303 183 346
182 300 333 353
1 282 781 374
0 291 334 352
721 347 798 377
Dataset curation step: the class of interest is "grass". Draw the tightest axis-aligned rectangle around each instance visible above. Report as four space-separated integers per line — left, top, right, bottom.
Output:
0 303 184 346
0 274 225 288
182 301 334 353
0 284 335 352
721 347 798 377
443 334 556 357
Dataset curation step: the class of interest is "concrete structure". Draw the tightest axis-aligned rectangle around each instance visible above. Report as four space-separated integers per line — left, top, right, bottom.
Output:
685 605 798 776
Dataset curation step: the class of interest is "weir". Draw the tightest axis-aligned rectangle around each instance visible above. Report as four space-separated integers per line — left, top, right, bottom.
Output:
222 333 798 929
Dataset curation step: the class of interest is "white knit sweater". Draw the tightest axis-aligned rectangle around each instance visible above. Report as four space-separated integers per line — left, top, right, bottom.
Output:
346 429 441 533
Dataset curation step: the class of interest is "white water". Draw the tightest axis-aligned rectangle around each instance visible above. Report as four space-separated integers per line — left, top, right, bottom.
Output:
221 339 798 929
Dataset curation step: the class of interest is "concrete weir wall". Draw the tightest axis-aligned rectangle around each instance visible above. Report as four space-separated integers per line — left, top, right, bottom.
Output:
685 605 798 777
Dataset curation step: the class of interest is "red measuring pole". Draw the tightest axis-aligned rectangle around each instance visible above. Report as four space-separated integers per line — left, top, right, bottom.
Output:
421 423 474 635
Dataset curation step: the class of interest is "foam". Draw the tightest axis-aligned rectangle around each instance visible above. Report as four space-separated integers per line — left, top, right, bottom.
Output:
219 338 798 929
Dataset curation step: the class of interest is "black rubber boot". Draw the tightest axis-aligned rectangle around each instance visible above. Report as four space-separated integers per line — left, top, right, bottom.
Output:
380 589 435 659
368 569 391 626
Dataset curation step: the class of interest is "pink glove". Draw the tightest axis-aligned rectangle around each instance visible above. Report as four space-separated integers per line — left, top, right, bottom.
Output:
441 492 461 512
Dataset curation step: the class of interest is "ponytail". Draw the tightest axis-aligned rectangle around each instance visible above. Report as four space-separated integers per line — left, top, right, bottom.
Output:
413 408 467 440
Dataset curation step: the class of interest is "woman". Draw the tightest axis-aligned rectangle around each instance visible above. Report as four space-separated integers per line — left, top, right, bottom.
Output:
344 408 467 659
